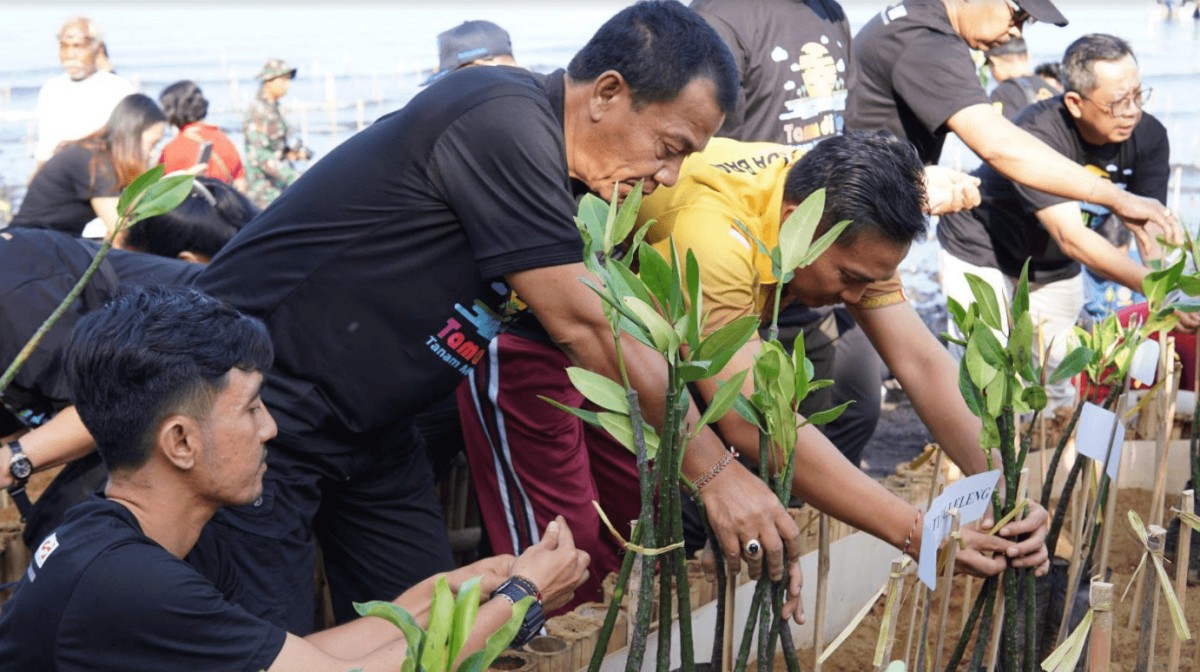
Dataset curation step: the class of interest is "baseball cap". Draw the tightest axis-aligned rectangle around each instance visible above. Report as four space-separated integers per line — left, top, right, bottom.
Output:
422 20 512 86
257 58 297 82
1014 0 1068 27
987 37 1028 58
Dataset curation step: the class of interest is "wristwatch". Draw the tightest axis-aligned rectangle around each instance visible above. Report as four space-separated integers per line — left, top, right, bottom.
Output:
7 440 31 487
491 576 545 647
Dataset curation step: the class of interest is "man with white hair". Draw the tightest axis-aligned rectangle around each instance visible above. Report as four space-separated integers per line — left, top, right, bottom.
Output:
34 16 134 168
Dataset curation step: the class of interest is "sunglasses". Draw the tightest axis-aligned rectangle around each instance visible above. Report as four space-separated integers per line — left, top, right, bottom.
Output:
1004 0 1036 29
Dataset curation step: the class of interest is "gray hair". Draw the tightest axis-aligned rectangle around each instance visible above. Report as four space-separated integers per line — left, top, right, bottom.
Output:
1062 34 1135 95
58 16 103 43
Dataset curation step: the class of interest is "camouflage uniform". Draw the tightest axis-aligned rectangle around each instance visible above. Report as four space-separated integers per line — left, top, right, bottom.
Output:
244 58 301 208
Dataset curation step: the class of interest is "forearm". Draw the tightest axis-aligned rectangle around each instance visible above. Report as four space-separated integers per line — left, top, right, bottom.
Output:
0 407 97 487
1054 225 1148 292
304 573 440 656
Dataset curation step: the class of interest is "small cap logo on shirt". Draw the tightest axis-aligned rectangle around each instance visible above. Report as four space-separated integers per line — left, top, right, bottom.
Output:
34 533 59 568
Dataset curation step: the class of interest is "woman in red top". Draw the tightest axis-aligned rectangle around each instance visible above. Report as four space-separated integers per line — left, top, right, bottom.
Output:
158 80 247 191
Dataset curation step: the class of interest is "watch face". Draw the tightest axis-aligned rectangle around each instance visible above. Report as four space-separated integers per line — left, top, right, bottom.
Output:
11 456 32 480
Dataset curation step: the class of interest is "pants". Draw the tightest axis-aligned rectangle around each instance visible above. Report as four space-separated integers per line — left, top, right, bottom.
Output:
940 250 1085 407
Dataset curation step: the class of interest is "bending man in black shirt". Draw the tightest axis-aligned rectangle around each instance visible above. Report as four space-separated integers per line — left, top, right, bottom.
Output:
0 286 588 672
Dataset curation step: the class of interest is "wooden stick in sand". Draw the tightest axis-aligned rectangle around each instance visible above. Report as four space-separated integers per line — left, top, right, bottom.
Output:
1167 489 1194 672
1087 581 1114 672
1134 525 1166 672
904 446 943 668
813 513 831 672
876 558 908 672
931 509 962 672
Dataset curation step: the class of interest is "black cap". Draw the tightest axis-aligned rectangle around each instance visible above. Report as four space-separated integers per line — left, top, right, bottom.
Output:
987 36 1028 58
422 20 512 86
1014 0 1068 27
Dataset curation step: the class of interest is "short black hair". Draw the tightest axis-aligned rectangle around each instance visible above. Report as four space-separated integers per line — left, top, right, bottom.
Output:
123 177 258 259
1062 34 1135 95
567 0 738 114
159 80 209 128
1035 62 1063 85
783 131 927 247
66 286 273 472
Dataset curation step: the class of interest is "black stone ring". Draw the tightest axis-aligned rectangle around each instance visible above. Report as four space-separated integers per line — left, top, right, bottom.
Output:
744 539 762 558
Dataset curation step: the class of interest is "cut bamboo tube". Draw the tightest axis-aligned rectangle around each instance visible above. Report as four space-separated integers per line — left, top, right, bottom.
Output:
813 513 831 672
523 635 571 672
1167 489 1194 672
932 509 962 672
904 447 943 668
1135 525 1166 672
876 558 908 672
1088 581 1114 672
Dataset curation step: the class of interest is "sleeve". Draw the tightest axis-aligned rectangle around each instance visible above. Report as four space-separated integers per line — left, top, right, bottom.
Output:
430 94 583 280
57 548 287 672
891 32 990 134
1009 105 1075 215
852 275 907 310
1129 115 1170 202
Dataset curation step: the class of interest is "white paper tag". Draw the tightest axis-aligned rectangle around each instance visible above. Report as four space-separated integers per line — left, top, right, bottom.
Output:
1129 339 1160 386
1074 401 1125 480
918 469 1001 590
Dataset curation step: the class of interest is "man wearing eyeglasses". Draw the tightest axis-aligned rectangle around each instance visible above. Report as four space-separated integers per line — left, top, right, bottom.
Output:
938 33 1195 404
847 1 1180 251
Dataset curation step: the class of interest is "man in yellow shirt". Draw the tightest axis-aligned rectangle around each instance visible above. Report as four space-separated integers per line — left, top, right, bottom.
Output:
460 132 1049 608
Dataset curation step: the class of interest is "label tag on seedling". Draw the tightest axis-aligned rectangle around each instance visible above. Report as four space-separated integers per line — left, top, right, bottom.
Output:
1074 401 1125 480
1129 339 1160 386
918 469 1001 589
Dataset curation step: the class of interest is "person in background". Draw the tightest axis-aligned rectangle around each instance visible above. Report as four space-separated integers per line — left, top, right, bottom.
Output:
12 93 165 240
34 17 134 169
985 36 1060 121
422 20 518 86
1035 61 1064 90
0 285 590 672
243 58 309 208
159 80 248 192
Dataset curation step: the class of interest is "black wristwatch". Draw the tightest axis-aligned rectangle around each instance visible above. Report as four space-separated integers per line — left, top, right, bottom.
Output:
7 440 31 487
491 577 545 647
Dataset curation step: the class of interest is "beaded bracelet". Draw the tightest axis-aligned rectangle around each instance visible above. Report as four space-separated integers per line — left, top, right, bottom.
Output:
509 574 543 604
901 509 922 557
693 447 737 492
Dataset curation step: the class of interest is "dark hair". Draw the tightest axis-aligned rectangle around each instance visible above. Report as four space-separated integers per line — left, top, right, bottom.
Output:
567 0 737 114
123 177 257 258
783 131 927 247
159 80 209 128
1035 62 1063 85
65 286 273 472
70 93 167 190
1062 34 1135 95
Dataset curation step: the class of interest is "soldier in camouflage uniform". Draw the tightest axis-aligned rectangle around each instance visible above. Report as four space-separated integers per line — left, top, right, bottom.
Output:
243 58 309 208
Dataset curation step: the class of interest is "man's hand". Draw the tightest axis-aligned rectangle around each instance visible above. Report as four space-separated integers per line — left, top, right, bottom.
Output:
924 166 981 216
509 516 590 612
450 554 516 598
1116 192 1182 246
698 544 806 625
954 502 1051 578
699 461 801 583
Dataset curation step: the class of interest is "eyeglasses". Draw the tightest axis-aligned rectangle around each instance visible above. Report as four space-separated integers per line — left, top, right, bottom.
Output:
1004 0 1036 29
1081 87 1153 116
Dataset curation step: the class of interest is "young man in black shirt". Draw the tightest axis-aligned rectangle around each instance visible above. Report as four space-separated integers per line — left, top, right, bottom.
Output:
984 36 1061 121
196 1 805 632
846 0 1180 241
938 34 1195 403
0 286 588 672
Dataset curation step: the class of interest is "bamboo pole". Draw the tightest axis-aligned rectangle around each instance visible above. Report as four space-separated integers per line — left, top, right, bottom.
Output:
960 577 975 634
1151 343 1180 527
1038 325 1049 485
985 588 1004 672
932 510 961 672
904 447 943 668
876 558 908 672
1087 581 1114 672
722 567 735 672
1135 526 1166 672
813 514 830 672
1167 489 1194 672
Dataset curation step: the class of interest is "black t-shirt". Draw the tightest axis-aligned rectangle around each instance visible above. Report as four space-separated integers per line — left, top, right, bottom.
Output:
197 67 583 449
938 99 1170 283
0 496 287 671
692 0 854 150
0 229 199 429
11 144 119 236
990 75 1058 122
845 0 990 164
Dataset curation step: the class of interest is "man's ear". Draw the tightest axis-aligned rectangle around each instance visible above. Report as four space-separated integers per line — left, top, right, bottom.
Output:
1063 91 1085 119
780 203 798 222
157 415 200 471
589 70 628 122
176 250 210 264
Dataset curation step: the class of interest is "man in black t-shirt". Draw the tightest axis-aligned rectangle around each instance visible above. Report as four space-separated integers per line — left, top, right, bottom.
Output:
846 0 1180 241
197 1 806 633
984 36 1060 121
0 286 588 672
938 34 1195 405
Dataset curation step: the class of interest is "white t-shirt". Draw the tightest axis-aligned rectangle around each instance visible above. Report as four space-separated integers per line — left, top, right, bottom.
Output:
35 71 135 163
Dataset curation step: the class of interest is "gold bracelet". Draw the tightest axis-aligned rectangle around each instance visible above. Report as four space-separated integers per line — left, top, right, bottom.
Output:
693 447 737 492
901 509 922 557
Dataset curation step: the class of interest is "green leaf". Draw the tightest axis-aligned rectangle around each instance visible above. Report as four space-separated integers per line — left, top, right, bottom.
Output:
685 249 703 352
666 234 686 323
964 273 1004 331
805 400 852 426
117 164 166 217
1021 385 1048 412
601 183 621 254
448 576 482 667
566 367 631 414
464 596 533 672
539 396 604 428
355 600 426 664
778 188 825 272
1007 311 1034 372
638 243 675 315
610 181 643 249
626 220 654 262
622 296 679 355
958 363 984 418
677 360 714 383
965 332 999 390
946 297 967 334
734 218 774 260
697 369 750 428
597 411 660 459
1177 275 1200 297
985 373 1008 418
420 576 455 671
1048 346 1095 385
1012 259 1030 323
731 393 765 430
692 316 760 377
979 416 1001 450
795 219 852 269
608 261 657 318
129 174 194 224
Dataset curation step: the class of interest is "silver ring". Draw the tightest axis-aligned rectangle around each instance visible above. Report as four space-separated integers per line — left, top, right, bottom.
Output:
744 539 762 558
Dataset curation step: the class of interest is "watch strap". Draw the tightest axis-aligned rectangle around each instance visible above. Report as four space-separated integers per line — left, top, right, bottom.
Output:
491 578 545 647
5 441 33 520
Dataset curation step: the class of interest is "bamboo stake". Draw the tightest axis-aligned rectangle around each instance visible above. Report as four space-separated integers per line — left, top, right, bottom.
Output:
722 567 735 672
876 558 908 672
813 514 830 672
960 577 975 634
1167 489 1194 672
1087 581 1114 672
932 510 962 672
1135 525 1166 672
1038 325 1049 486
905 447 943 668
985 587 1004 672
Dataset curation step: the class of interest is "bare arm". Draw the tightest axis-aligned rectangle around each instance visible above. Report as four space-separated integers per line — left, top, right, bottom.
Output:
947 104 1174 236
1039 202 1148 291
89 196 120 240
0 407 97 488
